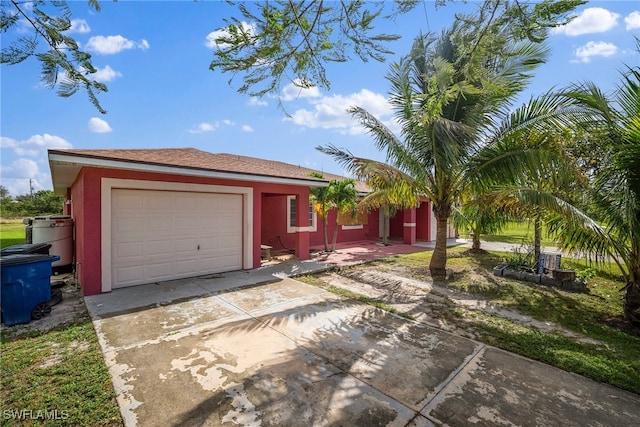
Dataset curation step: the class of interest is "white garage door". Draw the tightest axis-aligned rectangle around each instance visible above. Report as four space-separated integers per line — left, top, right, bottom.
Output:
111 189 243 288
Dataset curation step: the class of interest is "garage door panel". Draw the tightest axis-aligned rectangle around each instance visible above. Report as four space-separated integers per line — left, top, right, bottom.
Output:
114 265 144 285
112 189 243 288
174 238 198 253
175 193 200 204
114 241 144 258
174 217 200 231
197 257 239 273
146 239 172 256
146 217 172 232
197 237 220 250
114 193 144 210
146 262 174 281
114 216 145 233
145 193 173 210
218 235 240 248
174 260 199 276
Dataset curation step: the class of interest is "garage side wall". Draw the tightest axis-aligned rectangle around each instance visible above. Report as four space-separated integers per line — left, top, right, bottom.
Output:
70 169 103 296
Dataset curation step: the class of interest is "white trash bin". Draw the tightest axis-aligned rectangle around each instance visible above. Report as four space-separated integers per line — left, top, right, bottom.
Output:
31 215 74 268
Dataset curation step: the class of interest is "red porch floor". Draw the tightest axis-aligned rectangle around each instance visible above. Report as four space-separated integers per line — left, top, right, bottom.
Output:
309 239 430 266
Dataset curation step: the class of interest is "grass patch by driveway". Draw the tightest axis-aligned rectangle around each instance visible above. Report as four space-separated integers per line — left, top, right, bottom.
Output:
1 302 122 426
302 246 640 395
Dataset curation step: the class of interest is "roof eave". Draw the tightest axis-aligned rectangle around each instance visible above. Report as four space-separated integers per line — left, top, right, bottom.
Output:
48 152 330 193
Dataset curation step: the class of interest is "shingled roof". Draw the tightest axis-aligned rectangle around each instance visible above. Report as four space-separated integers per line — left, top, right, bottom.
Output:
48 148 369 193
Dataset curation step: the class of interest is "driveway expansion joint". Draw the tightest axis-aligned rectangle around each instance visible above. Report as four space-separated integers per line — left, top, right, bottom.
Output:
418 343 487 421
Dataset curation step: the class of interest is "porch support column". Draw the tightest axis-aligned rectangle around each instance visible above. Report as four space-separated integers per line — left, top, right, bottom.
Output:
252 190 263 269
295 191 310 260
403 207 417 245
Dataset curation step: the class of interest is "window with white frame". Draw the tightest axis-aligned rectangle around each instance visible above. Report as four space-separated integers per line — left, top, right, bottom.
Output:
287 196 317 233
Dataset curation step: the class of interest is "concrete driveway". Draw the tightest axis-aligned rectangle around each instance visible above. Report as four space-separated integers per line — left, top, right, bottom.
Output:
86 263 640 427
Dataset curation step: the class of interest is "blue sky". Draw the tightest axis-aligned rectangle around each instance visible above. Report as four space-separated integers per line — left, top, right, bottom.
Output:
1 1 639 197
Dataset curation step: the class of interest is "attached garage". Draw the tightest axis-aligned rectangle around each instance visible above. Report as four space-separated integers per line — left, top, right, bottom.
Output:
47 148 330 295
110 189 243 288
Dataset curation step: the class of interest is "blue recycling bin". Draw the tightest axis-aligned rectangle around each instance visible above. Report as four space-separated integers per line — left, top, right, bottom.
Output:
1 254 60 326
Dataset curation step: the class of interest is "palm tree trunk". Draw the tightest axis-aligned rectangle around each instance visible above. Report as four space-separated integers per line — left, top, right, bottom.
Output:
381 205 390 245
472 228 481 250
429 204 451 277
534 216 542 269
624 279 640 329
322 215 329 252
331 217 339 251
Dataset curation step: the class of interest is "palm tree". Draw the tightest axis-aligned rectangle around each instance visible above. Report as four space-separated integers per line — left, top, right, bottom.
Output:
451 199 511 251
551 64 640 328
310 175 360 252
328 179 358 251
309 173 332 252
320 3 571 276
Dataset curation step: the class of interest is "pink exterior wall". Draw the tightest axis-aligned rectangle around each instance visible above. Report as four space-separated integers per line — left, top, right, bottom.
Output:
70 167 316 295
261 195 293 251
416 201 431 241
388 203 432 242
70 169 102 296
260 196 379 251
389 212 404 239
309 209 380 247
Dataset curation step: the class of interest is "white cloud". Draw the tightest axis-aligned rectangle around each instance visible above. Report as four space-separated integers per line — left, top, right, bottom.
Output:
93 65 122 82
553 7 619 36
23 134 72 150
86 35 150 54
192 123 215 133
206 21 255 49
1 134 72 157
1 159 51 196
284 88 395 135
282 81 322 101
248 97 268 107
188 120 235 134
88 117 113 133
5 158 39 178
68 19 91 34
575 41 618 63
242 125 254 132
625 11 640 30
0 134 73 195
0 136 18 149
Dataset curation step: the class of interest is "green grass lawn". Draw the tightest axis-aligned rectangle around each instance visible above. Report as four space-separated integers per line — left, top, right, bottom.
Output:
477 221 558 247
0 220 26 248
0 316 122 426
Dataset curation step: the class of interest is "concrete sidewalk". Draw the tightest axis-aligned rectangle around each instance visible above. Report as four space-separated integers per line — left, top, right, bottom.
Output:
86 256 640 426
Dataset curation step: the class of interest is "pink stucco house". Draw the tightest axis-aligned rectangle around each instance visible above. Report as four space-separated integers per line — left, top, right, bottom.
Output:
48 148 453 296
